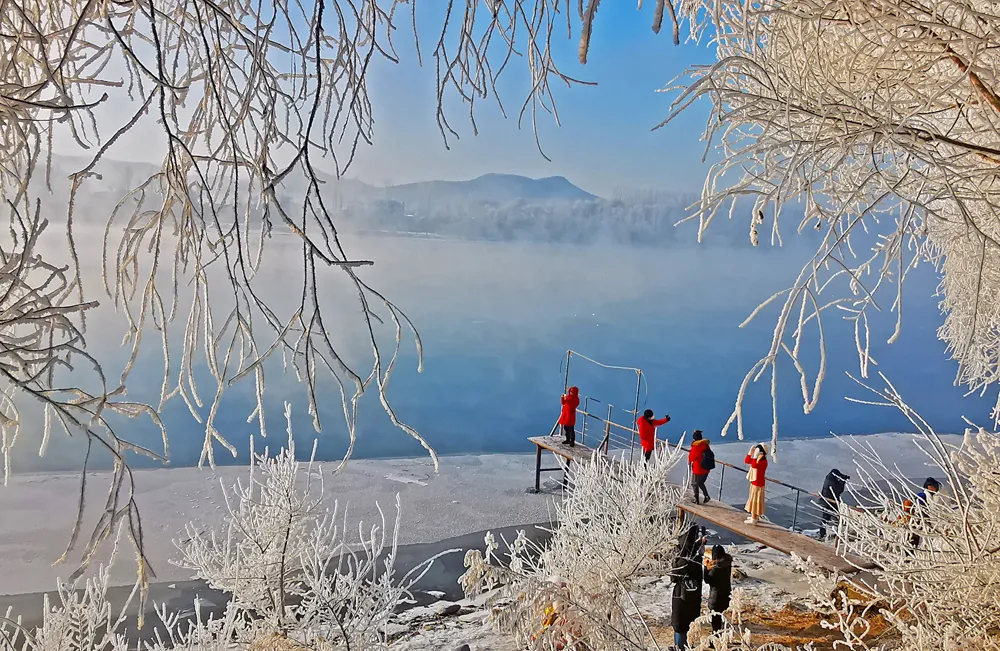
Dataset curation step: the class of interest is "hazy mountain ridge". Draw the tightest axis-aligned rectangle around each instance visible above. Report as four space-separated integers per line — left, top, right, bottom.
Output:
37 155 767 247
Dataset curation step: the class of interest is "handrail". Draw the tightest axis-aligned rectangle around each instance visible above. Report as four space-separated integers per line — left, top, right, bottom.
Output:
565 393 877 542
576 407 824 499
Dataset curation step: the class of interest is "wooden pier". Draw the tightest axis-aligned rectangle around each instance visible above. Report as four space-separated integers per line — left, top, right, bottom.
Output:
526 435 605 493
528 434 876 575
679 499 876 574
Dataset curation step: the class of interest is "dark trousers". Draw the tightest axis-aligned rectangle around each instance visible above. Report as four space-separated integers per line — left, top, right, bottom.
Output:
643 449 653 463
692 473 710 502
818 498 836 538
562 424 575 447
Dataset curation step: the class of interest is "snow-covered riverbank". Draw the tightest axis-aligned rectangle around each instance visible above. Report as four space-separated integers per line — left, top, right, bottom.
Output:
0 431 960 595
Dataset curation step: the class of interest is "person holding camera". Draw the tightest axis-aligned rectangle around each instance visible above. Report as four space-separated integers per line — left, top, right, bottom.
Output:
703 544 733 635
818 469 850 539
637 409 670 463
744 444 768 525
670 524 705 650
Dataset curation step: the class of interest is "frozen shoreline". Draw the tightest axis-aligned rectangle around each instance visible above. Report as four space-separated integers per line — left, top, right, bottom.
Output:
0 431 962 596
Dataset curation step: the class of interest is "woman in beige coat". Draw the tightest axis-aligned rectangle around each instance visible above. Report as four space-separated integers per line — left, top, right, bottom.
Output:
744 444 768 524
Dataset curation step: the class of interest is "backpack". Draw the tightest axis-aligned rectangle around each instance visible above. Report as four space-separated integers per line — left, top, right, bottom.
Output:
700 447 716 471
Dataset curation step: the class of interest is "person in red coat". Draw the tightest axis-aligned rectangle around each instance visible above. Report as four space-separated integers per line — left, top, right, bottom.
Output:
558 386 581 447
637 409 670 462
744 444 768 524
688 430 712 504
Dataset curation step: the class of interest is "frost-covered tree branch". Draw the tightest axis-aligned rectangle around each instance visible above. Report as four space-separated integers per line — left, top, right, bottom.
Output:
12 0 1000 618
1 0 654 589
824 377 1000 649
174 402 449 645
0 405 440 650
646 0 1000 454
461 446 687 650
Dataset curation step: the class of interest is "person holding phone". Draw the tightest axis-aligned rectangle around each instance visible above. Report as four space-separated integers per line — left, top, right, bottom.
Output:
744 444 768 524
670 524 704 649
637 409 671 463
704 544 733 635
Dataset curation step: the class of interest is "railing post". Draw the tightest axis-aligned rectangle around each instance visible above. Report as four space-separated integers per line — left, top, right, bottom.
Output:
564 350 572 394
605 404 613 456
631 371 641 463
792 491 801 531
718 464 725 503
627 417 637 464
581 397 590 446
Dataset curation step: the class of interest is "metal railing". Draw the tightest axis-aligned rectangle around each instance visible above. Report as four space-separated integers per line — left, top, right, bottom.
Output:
575 403 846 534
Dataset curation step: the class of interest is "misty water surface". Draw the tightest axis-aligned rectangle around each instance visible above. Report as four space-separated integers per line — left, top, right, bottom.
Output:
20 228 995 471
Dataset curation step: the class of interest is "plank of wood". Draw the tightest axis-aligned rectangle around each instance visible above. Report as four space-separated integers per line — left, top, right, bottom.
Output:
528 436 605 464
679 499 877 574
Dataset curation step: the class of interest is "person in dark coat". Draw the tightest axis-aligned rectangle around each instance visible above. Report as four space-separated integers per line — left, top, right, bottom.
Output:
818 469 850 539
902 477 940 550
671 524 704 650
703 545 732 634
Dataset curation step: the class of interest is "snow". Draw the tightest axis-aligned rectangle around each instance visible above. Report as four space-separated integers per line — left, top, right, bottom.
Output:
389 542 832 650
0 453 554 595
0 431 961 596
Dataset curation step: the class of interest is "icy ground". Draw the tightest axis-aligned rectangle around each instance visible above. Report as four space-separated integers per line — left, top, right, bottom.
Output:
380 542 834 650
0 431 961 595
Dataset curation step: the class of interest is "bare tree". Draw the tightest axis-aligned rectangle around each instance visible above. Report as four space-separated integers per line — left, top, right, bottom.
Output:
1 0 619 589
9 0 1000 621
0 404 443 651
649 0 1000 455
461 444 687 650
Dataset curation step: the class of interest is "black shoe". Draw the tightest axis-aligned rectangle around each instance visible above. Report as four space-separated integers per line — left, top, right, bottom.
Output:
693 498 700 504
703 497 711 504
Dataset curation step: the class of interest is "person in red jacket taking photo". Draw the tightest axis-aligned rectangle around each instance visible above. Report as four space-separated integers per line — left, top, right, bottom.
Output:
637 409 670 463
744 444 768 525
688 430 713 505
558 386 581 447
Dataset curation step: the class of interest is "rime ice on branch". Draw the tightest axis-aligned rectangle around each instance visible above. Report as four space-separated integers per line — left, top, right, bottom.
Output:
652 0 1000 453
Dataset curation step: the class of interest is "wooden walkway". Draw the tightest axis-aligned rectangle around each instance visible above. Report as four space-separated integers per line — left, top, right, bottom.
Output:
679 499 877 574
527 436 605 492
527 435 875 574
528 436 604 463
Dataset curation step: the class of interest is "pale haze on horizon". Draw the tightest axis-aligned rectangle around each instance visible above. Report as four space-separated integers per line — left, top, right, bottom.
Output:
55 3 716 199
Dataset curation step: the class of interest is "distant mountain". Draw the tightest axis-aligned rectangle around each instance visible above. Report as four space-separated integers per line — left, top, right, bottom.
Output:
38 155 775 247
381 173 597 205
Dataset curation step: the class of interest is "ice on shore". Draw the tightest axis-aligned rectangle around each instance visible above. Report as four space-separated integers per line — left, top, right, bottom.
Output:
0 431 962 596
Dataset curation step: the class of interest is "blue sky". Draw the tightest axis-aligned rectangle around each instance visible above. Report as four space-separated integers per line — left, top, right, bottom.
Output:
347 4 718 198
67 4 718 199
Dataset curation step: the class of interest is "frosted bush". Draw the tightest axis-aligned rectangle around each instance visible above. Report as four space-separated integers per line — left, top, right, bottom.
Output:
792 378 1000 650
460 444 687 650
0 545 133 651
172 402 447 649
0 403 444 651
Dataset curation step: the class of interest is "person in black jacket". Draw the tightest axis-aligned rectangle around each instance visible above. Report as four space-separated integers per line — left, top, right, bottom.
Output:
818 469 850 539
671 525 704 650
703 544 732 634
